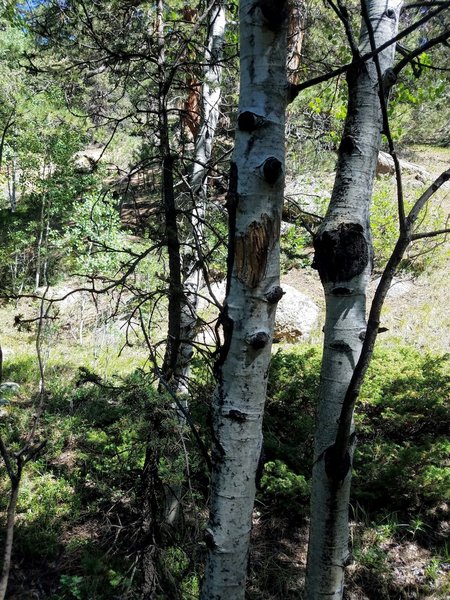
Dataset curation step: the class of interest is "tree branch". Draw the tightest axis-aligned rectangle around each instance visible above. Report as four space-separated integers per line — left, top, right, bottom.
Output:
393 28 450 75
333 169 450 467
411 227 450 240
290 1 450 94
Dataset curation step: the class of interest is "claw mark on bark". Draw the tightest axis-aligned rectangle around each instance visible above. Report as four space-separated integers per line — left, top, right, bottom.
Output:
235 214 279 288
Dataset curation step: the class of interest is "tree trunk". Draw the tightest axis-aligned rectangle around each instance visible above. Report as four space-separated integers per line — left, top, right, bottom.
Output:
173 1 226 399
287 0 307 84
304 1 402 598
164 2 226 527
141 1 179 594
0 479 19 600
201 1 288 598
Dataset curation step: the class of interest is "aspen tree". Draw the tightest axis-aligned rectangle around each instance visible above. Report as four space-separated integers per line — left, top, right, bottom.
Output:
305 1 403 597
201 0 289 597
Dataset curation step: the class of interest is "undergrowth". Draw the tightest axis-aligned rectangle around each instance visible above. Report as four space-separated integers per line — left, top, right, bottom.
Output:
1 303 449 598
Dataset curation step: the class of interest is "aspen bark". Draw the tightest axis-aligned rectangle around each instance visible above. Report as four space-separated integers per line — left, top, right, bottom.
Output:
201 1 288 597
305 1 402 598
173 1 226 399
165 1 226 527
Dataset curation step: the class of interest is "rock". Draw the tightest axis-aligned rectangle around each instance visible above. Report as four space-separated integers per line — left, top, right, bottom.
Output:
73 144 104 174
0 381 20 394
371 276 413 299
281 221 295 235
376 151 395 176
274 284 319 342
198 281 319 344
376 151 430 180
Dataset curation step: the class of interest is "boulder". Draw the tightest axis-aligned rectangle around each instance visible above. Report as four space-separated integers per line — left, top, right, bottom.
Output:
73 144 104 174
274 283 319 342
198 281 319 344
370 276 413 299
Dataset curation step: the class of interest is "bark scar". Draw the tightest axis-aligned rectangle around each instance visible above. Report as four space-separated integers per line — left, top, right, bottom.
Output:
313 222 369 283
235 214 279 288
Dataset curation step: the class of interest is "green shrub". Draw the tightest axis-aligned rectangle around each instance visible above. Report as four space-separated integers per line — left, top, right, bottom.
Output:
264 344 450 516
264 346 321 476
280 226 312 272
354 347 450 511
371 178 446 275
260 460 309 514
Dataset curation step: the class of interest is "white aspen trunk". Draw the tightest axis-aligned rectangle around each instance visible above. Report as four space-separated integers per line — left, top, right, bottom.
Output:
165 3 226 527
304 1 402 598
173 1 226 400
201 1 288 597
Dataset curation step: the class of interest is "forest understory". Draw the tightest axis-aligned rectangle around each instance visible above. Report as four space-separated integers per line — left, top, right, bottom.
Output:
1 145 449 599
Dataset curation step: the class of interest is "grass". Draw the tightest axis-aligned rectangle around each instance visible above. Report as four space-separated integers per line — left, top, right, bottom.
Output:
2 288 450 598
1 143 449 597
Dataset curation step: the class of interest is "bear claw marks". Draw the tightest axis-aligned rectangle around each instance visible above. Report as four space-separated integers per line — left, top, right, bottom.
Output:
235 214 278 288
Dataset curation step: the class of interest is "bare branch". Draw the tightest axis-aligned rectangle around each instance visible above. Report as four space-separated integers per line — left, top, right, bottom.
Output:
394 28 450 75
403 1 449 8
408 168 450 223
411 227 450 240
